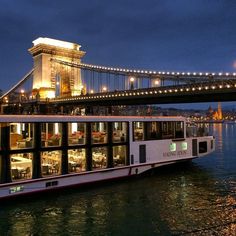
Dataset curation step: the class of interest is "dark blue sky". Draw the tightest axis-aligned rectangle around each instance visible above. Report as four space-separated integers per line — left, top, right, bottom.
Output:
1 0 236 109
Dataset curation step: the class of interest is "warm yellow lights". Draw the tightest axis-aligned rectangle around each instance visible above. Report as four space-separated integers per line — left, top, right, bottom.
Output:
130 77 135 82
33 37 81 50
153 79 160 87
102 86 107 92
45 90 55 99
54 123 59 134
79 62 236 80
4 97 8 103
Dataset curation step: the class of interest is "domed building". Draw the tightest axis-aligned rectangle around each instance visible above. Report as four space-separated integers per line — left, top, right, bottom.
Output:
206 103 223 121
213 102 223 120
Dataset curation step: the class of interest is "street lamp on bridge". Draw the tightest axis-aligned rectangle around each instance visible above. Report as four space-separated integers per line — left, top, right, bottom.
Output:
153 79 160 87
101 86 108 92
129 77 135 90
20 89 25 102
3 97 8 103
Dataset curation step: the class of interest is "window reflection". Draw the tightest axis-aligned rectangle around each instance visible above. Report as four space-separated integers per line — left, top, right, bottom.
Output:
92 147 107 169
134 121 185 141
41 123 62 147
68 123 86 145
41 151 61 176
146 122 161 140
10 123 34 149
113 122 127 143
175 121 184 138
162 122 175 139
68 149 86 172
133 122 144 141
113 146 126 167
11 153 32 180
92 122 107 144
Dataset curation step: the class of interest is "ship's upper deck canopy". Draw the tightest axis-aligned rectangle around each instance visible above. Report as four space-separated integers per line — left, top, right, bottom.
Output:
0 115 186 123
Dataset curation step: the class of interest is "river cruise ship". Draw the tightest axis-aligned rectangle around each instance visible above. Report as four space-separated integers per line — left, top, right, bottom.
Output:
0 115 215 200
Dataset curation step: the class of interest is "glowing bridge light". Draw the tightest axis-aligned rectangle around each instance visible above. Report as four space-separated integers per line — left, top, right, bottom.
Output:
154 79 160 86
130 77 135 82
102 86 107 92
33 37 81 50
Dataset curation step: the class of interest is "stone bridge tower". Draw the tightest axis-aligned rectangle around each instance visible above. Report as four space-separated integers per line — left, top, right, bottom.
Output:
29 37 86 99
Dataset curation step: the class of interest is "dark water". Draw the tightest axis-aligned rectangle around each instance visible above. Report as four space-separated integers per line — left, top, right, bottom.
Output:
1 124 236 236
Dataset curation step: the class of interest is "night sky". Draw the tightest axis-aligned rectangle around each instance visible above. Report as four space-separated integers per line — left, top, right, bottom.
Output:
1 0 236 108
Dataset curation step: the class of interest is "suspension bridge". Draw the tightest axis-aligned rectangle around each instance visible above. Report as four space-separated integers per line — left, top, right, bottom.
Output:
1 37 236 114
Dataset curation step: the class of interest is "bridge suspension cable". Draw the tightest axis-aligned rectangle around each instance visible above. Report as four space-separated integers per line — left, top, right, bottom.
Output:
51 58 236 82
0 69 34 100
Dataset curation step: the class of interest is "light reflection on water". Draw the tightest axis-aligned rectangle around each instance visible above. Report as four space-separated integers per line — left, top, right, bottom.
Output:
0 124 236 235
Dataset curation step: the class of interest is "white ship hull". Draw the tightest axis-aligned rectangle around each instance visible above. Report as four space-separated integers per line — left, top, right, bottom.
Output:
0 115 215 200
